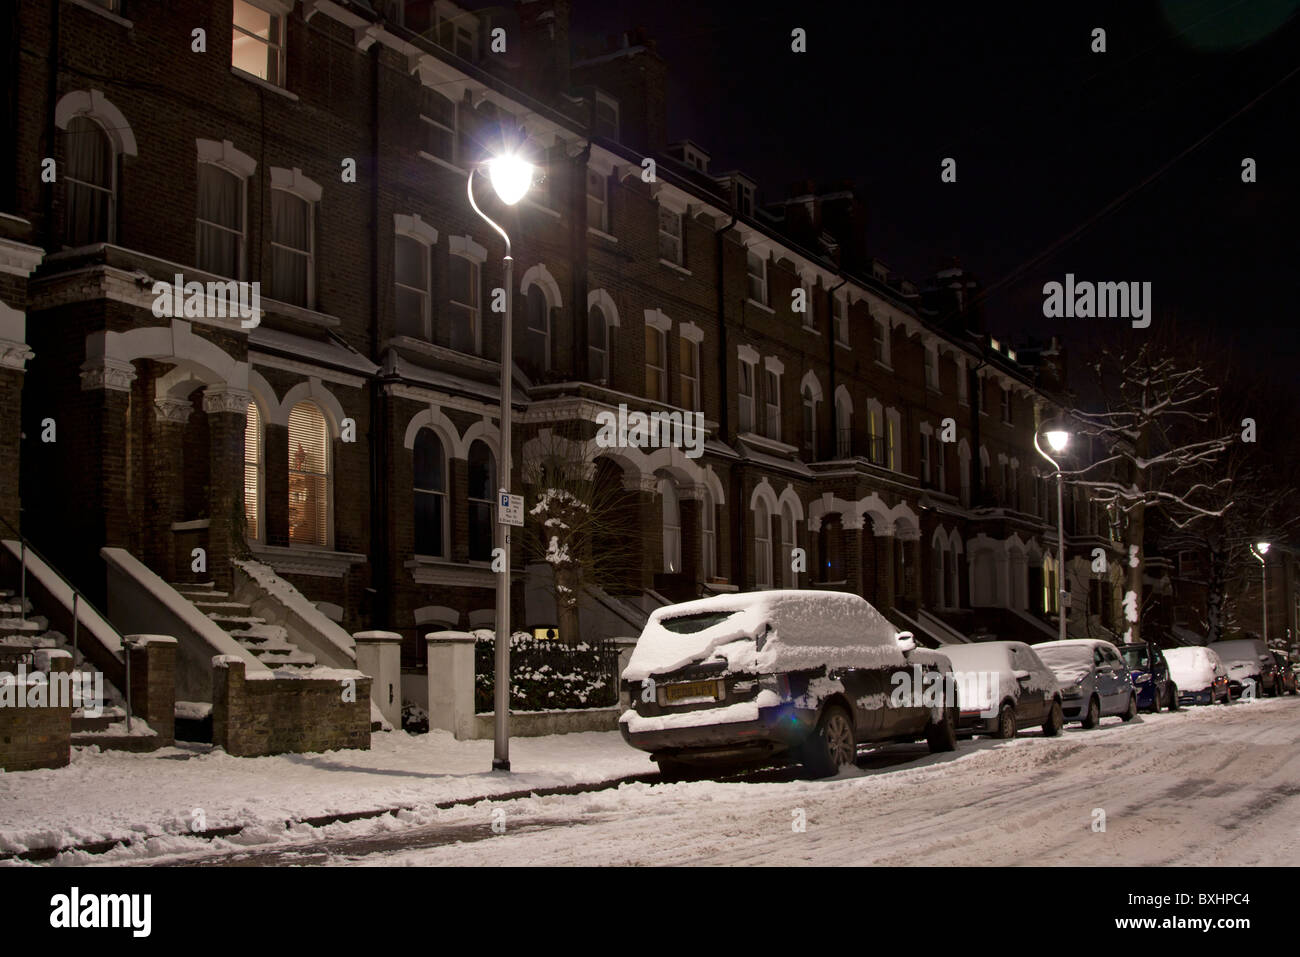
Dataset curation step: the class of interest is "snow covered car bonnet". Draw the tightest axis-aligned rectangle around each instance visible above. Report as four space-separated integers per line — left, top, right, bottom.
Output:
621 590 905 683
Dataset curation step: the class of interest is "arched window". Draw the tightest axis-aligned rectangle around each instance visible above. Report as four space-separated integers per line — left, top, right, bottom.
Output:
932 537 945 608
395 233 433 339
413 429 447 557
802 386 817 459
63 115 116 246
197 163 246 279
835 390 853 457
287 401 330 546
700 487 716 581
588 305 608 382
754 500 772 589
525 284 549 370
780 503 797 587
1043 554 1058 614
660 478 681 573
243 402 262 542
468 440 496 561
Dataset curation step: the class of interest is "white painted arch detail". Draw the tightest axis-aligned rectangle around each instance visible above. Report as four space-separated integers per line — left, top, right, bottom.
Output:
55 90 138 157
280 378 347 436
92 320 248 390
404 405 465 460
520 263 563 309
587 288 621 327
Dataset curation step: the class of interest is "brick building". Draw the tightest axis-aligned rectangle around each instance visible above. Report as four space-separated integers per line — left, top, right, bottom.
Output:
4 0 1127 673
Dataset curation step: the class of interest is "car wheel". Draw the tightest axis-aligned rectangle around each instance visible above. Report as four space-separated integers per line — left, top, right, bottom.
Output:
1042 699 1064 737
800 705 856 778
1148 685 1161 714
994 703 1017 740
1167 683 1179 711
1081 695 1101 729
1120 693 1138 722
926 705 959 753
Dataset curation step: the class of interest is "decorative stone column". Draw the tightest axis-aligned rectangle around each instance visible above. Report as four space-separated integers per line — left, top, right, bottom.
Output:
425 630 476 739
202 385 252 590
354 630 402 730
79 357 136 586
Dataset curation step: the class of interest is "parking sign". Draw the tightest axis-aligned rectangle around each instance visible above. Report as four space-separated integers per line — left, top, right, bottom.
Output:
498 491 524 527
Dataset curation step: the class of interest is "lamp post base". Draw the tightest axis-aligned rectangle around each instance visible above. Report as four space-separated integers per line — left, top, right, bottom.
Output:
491 759 512 772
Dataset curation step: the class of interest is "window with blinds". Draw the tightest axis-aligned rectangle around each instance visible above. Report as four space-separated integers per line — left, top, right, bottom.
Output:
288 401 329 546
244 402 262 541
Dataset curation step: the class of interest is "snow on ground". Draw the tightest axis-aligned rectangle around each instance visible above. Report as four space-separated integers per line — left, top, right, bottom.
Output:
0 729 652 858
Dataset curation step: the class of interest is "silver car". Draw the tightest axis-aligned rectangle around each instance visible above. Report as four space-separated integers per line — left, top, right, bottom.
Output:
1033 639 1138 728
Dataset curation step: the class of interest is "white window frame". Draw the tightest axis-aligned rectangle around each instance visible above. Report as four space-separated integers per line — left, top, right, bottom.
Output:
835 387 853 457
754 500 772 589
418 89 459 169
658 204 683 265
957 355 969 405
593 90 620 140
195 138 256 281
660 478 681 574
920 427 932 485
413 427 450 559
394 213 439 340
644 309 671 403
449 234 487 355
1001 385 1013 424
232 0 288 87
798 274 816 330
587 167 609 233
763 357 783 441
244 401 264 544
287 399 334 549
701 488 716 580
924 342 940 392
833 292 848 345
679 322 703 411
746 247 768 306
737 344 759 434
886 408 901 471
269 166 322 310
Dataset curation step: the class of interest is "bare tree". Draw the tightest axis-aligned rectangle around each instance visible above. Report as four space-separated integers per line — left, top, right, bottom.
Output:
521 428 643 645
1063 341 1233 643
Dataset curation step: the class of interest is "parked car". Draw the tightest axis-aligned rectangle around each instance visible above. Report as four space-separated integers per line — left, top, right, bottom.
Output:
940 641 1063 739
1119 641 1177 712
1163 646 1231 706
1207 638 1273 699
619 590 960 779
1271 652 1298 695
1032 639 1138 728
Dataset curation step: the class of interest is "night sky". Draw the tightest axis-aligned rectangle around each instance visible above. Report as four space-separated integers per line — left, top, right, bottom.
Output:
547 1 1299 396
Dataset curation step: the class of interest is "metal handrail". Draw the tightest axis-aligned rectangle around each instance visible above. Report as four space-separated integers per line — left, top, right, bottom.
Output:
0 511 134 730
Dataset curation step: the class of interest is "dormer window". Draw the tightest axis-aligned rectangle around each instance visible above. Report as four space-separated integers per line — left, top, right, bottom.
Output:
736 181 754 217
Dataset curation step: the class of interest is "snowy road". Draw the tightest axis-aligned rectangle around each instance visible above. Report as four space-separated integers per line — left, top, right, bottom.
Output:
159 695 1300 866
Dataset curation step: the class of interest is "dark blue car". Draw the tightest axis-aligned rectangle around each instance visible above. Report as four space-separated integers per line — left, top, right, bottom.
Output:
1120 642 1177 712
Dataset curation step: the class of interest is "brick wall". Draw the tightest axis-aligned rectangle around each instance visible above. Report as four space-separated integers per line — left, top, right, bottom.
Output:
0 653 72 772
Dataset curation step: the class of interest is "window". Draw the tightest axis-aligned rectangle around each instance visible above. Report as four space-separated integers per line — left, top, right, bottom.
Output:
754 500 772 588
833 294 848 345
420 89 457 165
468 441 495 562
270 187 314 307
780 504 797 587
413 429 447 557
1001 462 1012 505
678 336 699 411
960 446 971 506
448 252 480 354
835 391 853 457
1001 386 1013 424
802 386 817 459
196 163 246 279
936 441 946 492
288 401 329 547
957 357 968 405
746 248 767 304
586 168 608 232
924 345 939 391
764 368 781 440
594 92 619 140
932 538 945 607
921 432 931 485
736 181 754 217
886 412 899 470
738 358 755 433
243 403 262 542
232 0 285 86
701 489 716 580
395 233 432 339
645 325 667 402
525 284 549 371
62 115 115 246
799 277 816 329
867 403 883 465
872 318 889 364
437 10 478 61
658 205 682 265
588 305 609 382
660 479 681 573
1010 464 1020 510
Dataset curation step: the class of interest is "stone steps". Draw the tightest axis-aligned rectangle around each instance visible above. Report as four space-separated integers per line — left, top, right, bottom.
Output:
171 583 317 671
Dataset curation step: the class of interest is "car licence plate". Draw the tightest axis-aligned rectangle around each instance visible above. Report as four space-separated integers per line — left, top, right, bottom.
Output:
663 680 718 703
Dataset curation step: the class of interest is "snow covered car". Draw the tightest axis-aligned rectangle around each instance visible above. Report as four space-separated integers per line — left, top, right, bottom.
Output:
618 591 960 779
940 641 1063 739
1163 646 1230 706
1272 652 1298 695
1120 641 1177 712
1207 638 1272 699
1032 639 1138 728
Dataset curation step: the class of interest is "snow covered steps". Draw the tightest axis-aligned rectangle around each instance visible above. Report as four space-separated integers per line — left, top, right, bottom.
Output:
170 582 317 671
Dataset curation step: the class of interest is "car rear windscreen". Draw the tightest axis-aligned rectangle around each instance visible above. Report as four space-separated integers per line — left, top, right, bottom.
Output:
657 611 740 635
1035 645 1091 669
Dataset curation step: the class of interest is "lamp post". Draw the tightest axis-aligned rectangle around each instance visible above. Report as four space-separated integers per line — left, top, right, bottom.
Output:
467 150 533 772
1034 427 1070 641
1251 542 1270 645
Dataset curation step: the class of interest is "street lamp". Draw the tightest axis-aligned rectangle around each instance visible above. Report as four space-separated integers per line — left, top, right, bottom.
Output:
468 149 534 772
1034 426 1070 641
1251 541 1270 645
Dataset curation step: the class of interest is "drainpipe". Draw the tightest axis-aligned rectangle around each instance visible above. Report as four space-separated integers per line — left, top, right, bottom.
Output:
715 212 737 582
42 0 59 248
573 139 591 378
969 353 987 505
366 43 390 630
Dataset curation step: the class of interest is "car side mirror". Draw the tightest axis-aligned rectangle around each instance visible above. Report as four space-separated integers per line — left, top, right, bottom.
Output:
1013 669 1031 682
896 632 916 653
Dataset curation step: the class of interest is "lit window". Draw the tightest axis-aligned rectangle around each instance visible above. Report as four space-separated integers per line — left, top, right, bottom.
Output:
658 205 682 265
413 429 446 557
288 401 330 547
243 402 262 542
232 0 285 85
